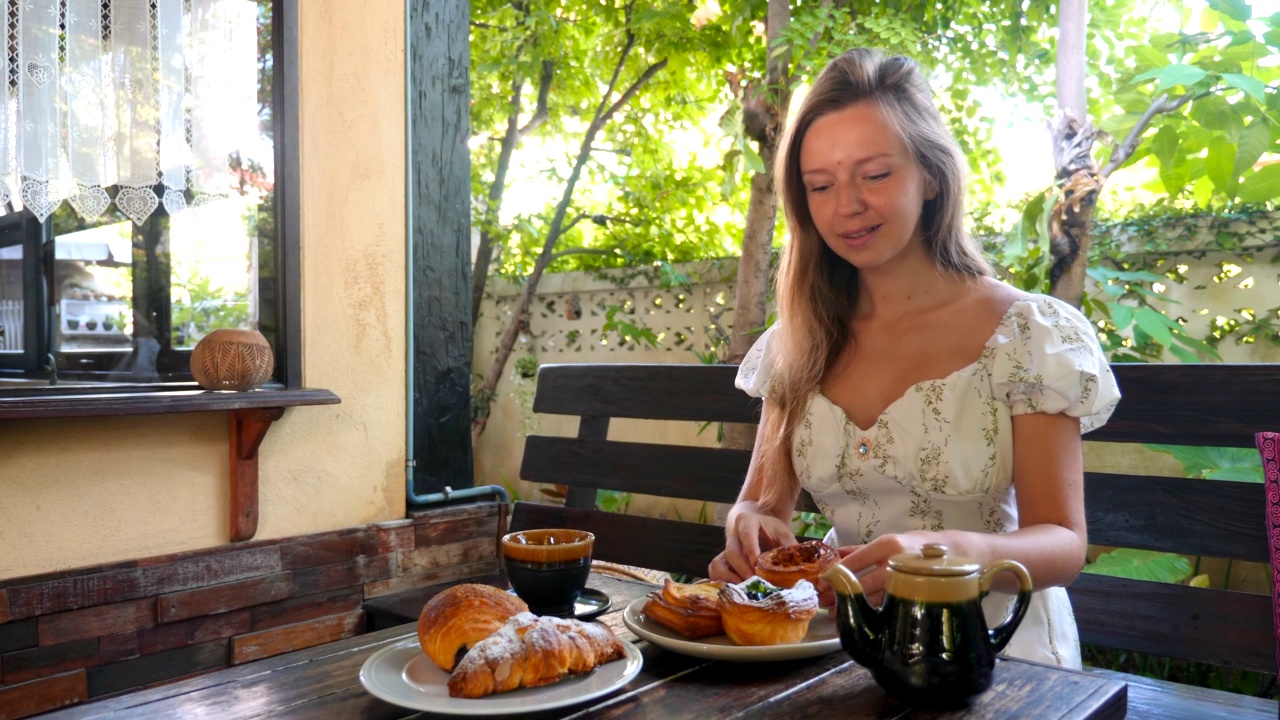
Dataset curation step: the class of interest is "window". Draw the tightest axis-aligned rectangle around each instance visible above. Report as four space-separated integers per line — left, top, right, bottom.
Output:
0 0 298 391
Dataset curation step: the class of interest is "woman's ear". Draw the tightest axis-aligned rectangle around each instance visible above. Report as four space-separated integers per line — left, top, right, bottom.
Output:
924 176 939 201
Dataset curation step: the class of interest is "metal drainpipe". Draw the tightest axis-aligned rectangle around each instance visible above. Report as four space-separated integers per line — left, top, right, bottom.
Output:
403 25 507 510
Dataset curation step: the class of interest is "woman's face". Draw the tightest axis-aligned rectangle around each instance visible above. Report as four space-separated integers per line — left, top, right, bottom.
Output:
798 100 936 272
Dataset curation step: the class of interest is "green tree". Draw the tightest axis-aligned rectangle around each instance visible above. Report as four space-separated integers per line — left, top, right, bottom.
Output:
469 1 738 436
1042 0 1280 330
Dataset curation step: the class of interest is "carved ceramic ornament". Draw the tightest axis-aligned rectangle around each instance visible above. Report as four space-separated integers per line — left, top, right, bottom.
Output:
190 328 274 391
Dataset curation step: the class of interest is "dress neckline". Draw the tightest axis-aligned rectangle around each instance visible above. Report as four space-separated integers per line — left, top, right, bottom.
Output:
815 295 1036 432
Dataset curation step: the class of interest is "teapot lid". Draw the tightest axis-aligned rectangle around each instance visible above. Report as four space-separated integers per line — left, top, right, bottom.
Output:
888 543 979 576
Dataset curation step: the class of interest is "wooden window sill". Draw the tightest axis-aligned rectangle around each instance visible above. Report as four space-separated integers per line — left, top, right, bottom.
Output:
0 385 341 542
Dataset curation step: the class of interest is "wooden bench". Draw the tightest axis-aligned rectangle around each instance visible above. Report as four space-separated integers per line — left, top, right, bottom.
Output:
514 362 1279 719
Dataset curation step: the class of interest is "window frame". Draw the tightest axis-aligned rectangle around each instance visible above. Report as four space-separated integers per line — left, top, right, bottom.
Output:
0 0 301 397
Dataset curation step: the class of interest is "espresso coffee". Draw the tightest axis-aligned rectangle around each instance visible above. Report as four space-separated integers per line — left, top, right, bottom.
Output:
501 528 595 616
505 557 591 616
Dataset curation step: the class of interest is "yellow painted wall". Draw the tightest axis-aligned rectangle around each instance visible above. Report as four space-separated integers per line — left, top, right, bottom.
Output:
0 1 407 581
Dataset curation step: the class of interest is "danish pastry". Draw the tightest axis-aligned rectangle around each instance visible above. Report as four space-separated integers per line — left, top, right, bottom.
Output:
642 579 724 639
755 540 839 589
447 612 627 698
417 583 529 672
719 576 819 646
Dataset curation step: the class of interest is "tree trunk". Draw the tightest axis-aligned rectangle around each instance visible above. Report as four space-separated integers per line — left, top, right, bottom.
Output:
470 81 523 326
1047 116 1102 309
472 60 552 325
722 0 790 451
1048 0 1094 309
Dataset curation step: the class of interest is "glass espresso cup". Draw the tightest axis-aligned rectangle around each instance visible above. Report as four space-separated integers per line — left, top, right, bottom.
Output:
501 529 594 616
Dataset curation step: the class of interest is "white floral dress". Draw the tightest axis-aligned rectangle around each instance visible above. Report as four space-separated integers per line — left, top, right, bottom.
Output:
736 294 1121 669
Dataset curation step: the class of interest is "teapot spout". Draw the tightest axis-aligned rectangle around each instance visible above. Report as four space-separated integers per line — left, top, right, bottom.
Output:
820 563 881 668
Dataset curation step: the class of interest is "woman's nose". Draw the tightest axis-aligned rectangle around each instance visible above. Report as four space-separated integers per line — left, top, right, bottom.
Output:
836 184 866 214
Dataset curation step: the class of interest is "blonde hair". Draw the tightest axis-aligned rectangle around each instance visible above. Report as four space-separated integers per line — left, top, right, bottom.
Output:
758 48 990 509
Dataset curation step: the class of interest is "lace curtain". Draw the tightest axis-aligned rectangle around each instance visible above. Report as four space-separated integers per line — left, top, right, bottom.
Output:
1 0 258 225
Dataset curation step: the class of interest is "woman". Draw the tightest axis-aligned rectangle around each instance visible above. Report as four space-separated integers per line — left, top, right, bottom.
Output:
707 48 1120 668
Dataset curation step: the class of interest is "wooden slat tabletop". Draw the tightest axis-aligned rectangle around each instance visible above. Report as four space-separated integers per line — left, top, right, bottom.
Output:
39 574 1128 720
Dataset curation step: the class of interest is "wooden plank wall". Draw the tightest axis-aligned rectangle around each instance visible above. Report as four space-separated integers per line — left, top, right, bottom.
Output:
0 502 503 720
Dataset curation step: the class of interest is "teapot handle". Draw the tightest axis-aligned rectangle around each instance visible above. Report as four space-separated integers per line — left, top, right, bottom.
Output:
978 560 1033 653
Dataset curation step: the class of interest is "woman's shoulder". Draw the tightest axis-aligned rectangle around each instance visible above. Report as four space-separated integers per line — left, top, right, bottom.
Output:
998 290 1093 333
735 323 781 398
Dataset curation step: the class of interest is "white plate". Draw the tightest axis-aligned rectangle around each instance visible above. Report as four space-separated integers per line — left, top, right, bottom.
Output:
359 636 643 715
622 596 843 662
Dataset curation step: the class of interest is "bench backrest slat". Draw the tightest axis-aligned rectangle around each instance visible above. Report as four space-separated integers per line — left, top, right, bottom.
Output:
522 436 821 514
532 363 759 423
1095 364 1280 447
1084 473 1268 563
1070 574 1274 673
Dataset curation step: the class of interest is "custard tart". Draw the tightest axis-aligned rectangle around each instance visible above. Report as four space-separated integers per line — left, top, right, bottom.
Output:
755 540 839 589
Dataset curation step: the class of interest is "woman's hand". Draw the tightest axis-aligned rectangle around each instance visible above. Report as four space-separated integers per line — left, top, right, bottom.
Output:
708 501 798 582
817 532 937 608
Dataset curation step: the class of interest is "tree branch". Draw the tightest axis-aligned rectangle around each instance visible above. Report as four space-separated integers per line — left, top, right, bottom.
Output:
548 247 619 262
476 5 669 430
1100 90 1201 179
472 2 536 322
517 60 554 138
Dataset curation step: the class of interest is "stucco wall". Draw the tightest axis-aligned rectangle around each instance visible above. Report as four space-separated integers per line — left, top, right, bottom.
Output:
0 1 407 581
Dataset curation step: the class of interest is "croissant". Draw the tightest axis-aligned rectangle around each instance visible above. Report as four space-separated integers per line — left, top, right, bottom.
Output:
447 612 627 698
642 579 724 639
417 583 528 672
719 577 819 646
755 541 839 589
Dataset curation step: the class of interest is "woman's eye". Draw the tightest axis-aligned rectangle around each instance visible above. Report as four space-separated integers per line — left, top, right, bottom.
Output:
867 172 890 181
807 184 830 193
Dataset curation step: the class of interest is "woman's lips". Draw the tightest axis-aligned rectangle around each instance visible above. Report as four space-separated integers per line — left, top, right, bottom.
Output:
840 224 881 247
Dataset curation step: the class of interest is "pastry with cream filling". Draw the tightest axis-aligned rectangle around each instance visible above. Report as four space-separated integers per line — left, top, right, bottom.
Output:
719 576 819 646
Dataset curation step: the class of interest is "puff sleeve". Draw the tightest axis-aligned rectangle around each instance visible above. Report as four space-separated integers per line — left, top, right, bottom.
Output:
735 324 780 399
991 296 1121 434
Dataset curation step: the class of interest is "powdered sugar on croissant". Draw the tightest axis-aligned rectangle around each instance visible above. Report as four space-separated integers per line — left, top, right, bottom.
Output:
447 612 627 698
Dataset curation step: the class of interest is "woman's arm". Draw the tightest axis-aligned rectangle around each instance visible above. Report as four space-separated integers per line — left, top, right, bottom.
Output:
710 402 802 581
834 411 1087 598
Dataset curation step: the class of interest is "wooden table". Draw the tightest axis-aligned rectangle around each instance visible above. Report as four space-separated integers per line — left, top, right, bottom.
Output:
38 574 1127 720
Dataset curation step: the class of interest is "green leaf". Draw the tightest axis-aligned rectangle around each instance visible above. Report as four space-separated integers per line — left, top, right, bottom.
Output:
1237 163 1280 204
741 143 765 175
1009 191 1049 261
1221 72 1267 101
1082 549 1192 583
1150 125 1180 167
1090 267 1167 283
1145 444 1265 482
1110 304 1135 330
1209 0 1253 23
1233 121 1272 179
1133 307 1173 346
1134 63 1209 90
1206 135 1238 195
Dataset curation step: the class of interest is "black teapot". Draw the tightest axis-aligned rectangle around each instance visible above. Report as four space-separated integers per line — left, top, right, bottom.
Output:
819 543 1032 708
